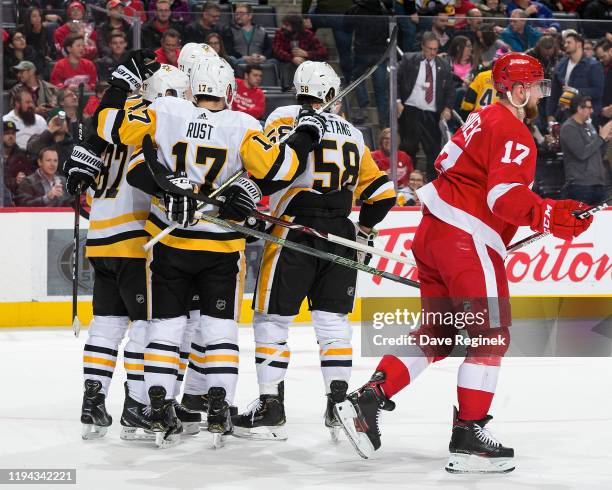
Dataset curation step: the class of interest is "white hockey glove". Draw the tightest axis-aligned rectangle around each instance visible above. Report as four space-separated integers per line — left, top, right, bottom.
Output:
110 49 160 92
64 144 104 195
162 172 197 227
218 177 262 221
294 106 327 145
354 223 378 265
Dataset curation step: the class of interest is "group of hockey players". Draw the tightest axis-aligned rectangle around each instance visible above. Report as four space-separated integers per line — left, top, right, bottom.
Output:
63 42 594 473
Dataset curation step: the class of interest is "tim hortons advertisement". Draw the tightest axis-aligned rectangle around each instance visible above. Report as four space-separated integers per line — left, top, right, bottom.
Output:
350 208 611 297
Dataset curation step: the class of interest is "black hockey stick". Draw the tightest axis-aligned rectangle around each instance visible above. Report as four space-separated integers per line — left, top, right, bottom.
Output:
72 83 86 337
506 197 610 253
142 136 419 288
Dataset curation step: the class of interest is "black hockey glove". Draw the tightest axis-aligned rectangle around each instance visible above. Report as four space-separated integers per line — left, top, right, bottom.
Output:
354 223 378 265
244 216 266 244
218 177 262 221
110 49 160 92
162 172 197 227
64 143 104 195
294 105 327 145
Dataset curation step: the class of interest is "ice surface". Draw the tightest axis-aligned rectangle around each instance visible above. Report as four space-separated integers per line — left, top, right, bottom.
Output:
1 325 611 490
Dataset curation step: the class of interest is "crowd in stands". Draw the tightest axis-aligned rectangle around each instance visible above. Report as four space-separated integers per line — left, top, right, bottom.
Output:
1 0 611 208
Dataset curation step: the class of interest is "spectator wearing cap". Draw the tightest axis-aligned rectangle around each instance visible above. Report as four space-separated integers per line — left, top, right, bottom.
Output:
96 31 128 81
500 9 542 52
9 61 58 118
142 0 184 49
20 6 56 63
50 34 97 90
3 30 47 89
547 33 605 122
149 0 191 25
223 3 273 66
184 1 221 45
2 121 36 195
560 94 612 205
371 128 414 188
273 14 328 91
231 64 266 120
506 0 560 32
154 29 181 67
53 2 98 61
2 88 48 150
15 147 73 207
96 0 133 58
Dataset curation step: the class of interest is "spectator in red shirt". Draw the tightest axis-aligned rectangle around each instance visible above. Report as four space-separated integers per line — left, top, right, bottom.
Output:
232 64 266 120
142 0 184 49
273 13 328 91
53 1 98 61
154 29 181 67
370 128 414 188
84 82 109 117
122 0 147 23
51 34 97 90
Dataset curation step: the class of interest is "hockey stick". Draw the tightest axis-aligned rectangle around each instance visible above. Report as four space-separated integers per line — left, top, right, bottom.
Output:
72 82 86 337
142 168 244 251
142 136 419 288
506 197 610 253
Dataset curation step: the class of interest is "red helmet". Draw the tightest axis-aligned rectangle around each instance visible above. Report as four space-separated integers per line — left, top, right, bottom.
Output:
492 52 545 93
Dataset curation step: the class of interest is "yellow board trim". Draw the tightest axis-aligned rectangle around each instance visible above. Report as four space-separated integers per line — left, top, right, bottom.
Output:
0 296 609 328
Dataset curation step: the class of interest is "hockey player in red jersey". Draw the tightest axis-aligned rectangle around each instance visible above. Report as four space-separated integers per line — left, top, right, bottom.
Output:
334 52 594 473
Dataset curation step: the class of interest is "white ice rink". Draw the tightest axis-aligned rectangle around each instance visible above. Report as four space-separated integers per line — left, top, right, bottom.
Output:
1 325 611 490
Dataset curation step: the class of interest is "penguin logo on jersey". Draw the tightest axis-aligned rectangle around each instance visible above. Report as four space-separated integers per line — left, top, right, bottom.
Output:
347 287 355 297
136 294 145 304
216 299 226 311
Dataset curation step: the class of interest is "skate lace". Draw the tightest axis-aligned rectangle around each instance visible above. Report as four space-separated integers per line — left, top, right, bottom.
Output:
245 397 263 424
473 425 501 448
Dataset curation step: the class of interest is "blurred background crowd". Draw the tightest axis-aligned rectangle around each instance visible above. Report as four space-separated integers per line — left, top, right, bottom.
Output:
1 0 611 208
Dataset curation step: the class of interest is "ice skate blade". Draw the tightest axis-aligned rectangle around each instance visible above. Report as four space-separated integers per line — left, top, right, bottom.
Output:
232 425 287 441
182 422 200 436
333 401 375 459
328 425 341 444
199 420 209 430
154 431 180 449
210 432 226 449
445 453 515 474
120 426 155 441
81 423 108 440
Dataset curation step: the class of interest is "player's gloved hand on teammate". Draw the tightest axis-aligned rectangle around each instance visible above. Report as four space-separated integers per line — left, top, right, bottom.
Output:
218 177 262 221
294 105 327 145
244 216 266 243
110 49 161 92
64 144 104 195
354 223 378 265
162 171 197 227
531 198 593 240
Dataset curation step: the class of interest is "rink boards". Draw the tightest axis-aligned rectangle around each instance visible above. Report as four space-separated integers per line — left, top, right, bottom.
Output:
0 207 609 327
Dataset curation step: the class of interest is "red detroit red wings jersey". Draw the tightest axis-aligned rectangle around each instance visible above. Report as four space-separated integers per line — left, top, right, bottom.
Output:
417 103 541 258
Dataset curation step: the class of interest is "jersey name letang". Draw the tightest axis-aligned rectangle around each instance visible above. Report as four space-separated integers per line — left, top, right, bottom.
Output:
324 119 352 137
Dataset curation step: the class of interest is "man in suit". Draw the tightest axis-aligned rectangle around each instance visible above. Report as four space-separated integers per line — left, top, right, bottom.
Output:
398 32 455 181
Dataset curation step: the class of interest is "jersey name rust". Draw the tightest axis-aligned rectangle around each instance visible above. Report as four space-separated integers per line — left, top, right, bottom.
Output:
186 121 214 140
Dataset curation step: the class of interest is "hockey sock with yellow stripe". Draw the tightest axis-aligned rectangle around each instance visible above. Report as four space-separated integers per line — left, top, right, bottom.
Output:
83 315 130 395
144 317 186 398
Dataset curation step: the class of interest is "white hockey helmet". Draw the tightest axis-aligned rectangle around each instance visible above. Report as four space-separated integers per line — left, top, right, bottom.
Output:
142 64 190 102
178 42 219 77
190 56 236 107
293 61 341 102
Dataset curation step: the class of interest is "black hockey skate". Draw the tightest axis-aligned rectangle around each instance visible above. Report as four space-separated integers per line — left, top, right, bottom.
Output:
445 407 515 474
148 386 183 449
333 371 396 459
324 380 348 443
120 382 154 441
172 400 201 435
181 393 209 429
232 382 287 441
81 379 112 440
207 387 233 448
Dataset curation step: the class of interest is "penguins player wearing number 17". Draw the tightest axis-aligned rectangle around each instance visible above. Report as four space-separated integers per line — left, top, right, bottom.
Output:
96 55 324 448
